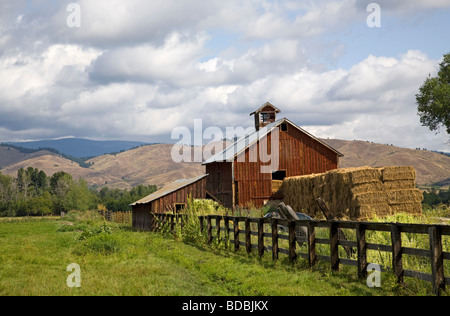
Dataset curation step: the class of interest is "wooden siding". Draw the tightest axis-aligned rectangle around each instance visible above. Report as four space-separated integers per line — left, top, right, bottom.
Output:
205 162 233 208
234 123 339 209
132 177 207 231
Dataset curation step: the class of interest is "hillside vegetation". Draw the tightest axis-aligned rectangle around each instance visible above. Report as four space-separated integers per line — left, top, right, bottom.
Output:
1 139 449 190
322 139 450 188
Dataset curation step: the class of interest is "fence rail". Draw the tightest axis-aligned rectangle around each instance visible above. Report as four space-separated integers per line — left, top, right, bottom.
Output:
150 213 449 296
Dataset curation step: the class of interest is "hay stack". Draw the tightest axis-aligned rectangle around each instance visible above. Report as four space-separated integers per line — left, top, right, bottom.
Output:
282 166 423 220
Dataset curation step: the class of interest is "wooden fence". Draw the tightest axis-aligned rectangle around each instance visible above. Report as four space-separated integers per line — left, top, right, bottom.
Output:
151 213 449 296
101 211 132 225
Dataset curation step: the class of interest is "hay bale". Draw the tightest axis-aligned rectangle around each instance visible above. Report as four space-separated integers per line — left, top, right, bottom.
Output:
353 204 392 219
354 192 388 205
282 166 422 220
389 203 423 215
336 167 382 184
386 189 423 204
383 180 416 190
352 181 384 195
380 166 416 181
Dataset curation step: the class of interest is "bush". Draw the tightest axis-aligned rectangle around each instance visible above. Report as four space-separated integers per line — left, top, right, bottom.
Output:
74 233 123 255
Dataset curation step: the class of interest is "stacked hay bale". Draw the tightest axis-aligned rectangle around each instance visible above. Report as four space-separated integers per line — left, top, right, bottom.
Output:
381 167 423 215
282 166 423 220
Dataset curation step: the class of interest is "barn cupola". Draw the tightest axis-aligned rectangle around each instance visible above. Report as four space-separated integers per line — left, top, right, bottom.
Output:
250 102 281 131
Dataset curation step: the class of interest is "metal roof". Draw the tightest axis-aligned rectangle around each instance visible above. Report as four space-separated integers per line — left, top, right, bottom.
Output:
202 118 343 165
130 174 208 206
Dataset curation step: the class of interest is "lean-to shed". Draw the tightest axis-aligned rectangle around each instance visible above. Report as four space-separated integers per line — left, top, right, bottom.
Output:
131 174 208 230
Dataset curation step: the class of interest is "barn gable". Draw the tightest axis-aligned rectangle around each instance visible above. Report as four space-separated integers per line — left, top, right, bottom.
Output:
203 105 343 209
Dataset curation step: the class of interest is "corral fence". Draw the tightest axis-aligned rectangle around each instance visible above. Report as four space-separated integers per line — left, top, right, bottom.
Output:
100 210 132 225
151 213 450 296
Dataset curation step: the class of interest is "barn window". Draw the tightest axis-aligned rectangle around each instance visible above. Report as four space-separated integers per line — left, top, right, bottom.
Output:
272 170 286 181
174 203 186 214
281 123 288 132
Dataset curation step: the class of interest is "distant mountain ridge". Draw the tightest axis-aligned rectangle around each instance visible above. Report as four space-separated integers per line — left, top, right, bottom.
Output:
1 139 449 190
4 138 150 158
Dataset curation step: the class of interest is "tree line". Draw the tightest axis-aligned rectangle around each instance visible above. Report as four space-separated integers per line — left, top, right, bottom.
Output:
422 188 450 209
0 167 157 217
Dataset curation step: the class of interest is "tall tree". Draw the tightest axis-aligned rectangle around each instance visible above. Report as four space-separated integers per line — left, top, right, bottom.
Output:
416 52 450 135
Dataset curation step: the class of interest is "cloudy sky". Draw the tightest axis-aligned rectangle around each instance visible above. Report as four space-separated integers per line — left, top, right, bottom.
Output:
0 0 449 152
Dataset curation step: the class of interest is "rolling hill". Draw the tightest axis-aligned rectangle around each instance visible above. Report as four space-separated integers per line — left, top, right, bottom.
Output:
0 144 205 190
321 139 450 188
0 139 449 190
4 138 149 158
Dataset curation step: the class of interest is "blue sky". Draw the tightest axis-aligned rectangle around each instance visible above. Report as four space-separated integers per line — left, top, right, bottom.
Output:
0 0 449 152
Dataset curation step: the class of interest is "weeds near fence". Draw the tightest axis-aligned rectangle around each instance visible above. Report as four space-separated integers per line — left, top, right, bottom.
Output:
151 208 450 296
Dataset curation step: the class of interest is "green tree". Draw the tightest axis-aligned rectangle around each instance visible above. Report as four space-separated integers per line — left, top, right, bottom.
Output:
65 179 98 212
416 52 450 135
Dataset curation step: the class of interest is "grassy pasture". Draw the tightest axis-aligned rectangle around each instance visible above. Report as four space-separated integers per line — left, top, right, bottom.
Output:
0 207 448 296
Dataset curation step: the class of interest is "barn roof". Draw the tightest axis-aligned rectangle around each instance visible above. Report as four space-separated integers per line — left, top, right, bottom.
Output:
130 174 208 206
202 118 343 165
250 102 281 116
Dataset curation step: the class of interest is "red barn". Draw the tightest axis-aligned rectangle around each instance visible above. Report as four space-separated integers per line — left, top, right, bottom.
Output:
202 102 343 209
131 174 208 230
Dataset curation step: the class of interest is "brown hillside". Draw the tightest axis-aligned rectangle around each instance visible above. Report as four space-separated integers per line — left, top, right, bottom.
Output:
1 141 448 190
321 139 450 187
1 144 205 190
86 144 205 188
0 146 58 169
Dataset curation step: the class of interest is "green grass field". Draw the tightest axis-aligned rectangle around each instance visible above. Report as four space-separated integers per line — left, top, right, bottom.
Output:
1 211 446 296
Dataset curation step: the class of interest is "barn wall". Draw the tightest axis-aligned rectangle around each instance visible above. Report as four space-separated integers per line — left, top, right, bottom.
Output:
234 124 339 209
205 162 233 209
132 177 207 231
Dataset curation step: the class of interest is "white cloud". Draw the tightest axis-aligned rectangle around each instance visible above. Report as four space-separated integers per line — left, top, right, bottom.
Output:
0 0 448 154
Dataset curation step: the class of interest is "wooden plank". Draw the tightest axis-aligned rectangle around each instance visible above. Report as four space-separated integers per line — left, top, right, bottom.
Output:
330 221 339 272
245 218 251 254
366 243 392 253
289 221 297 263
224 217 230 239
216 216 221 241
258 218 264 258
357 223 367 279
233 217 240 252
207 216 212 244
307 222 317 268
391 224 404 283
272 218 279 260
404 270 432 282
429 226 445 296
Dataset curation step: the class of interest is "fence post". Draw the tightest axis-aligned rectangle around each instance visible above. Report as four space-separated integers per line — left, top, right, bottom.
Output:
271 218 279 260
199 216 204 233
207 216 213 244
391 224 404 283
289 220 297 263
307 222 317 268
356 223 367 279
330 221 339 272
216 216 221 242
245 218 251 254
429 226 445 296
258 218 264 258
224 216 230 241
234 217 240 252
